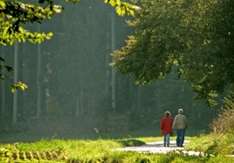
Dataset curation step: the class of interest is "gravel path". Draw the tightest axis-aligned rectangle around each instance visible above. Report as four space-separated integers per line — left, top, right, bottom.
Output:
119 140 204 156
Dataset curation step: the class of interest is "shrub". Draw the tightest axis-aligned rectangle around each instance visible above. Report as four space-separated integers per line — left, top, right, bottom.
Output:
211 93 234 133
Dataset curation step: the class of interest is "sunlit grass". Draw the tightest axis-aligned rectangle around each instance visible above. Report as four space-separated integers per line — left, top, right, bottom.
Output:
186 132 234 155
7 139 122 159
0 136 234 162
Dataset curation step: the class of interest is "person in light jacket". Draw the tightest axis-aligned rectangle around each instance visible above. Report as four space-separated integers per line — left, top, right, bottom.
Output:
173 108 187 147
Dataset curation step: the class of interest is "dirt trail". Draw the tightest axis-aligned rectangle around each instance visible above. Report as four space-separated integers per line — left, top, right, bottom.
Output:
120 140 203 156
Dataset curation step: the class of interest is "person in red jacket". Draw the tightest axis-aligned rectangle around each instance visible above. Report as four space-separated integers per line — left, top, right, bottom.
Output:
160 111 173 147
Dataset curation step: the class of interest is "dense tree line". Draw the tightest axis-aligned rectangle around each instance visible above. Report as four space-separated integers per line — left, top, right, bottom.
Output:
0 0 216 137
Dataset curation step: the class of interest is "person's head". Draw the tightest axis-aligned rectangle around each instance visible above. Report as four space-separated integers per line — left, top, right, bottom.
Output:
164 111 171 117
178 108 183 114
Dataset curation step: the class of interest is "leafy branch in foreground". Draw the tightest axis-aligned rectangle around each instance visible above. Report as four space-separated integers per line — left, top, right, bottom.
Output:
0 0 62 46
0 0 137 47
0 0 138 92
0 0 63 92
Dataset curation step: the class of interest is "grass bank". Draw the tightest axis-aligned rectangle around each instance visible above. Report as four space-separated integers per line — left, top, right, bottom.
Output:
186 132 234 156
0 136 233 162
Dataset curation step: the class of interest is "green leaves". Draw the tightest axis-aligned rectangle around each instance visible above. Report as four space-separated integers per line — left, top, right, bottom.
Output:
0 0 62 92
0 0 62 46
0 56 13 79
113 0 234 106
11 81 28 93
104 0 140 16
0 0 138 47
0 0 5 9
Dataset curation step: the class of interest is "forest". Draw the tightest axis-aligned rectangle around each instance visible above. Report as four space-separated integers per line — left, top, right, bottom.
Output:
0 0 233 162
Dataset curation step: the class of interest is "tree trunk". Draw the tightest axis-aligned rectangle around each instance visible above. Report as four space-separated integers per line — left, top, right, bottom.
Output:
105 31 111 95
36 25 42 118
75 81 84 117
111 12 116 111
0 49 5 120
75 95 80 117
13 43 19 125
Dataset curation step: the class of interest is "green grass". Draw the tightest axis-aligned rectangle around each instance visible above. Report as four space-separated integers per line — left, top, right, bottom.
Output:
7 139 122 159
186 132 234 155
0 136 234 162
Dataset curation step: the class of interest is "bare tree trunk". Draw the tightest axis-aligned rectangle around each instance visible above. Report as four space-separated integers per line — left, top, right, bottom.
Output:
0 50 5 120
136 87 141 111
111 12 116 111
79 88 84 116
13 43 19 125
75 95 80 117
45 88 50 114
75 80 83 117
36 25 42 118
105 31 111 95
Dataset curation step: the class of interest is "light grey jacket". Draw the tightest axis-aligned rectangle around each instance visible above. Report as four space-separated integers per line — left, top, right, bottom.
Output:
172 114 187 129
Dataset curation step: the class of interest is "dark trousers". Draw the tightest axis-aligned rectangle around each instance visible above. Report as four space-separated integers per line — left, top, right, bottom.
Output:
176 129 185 147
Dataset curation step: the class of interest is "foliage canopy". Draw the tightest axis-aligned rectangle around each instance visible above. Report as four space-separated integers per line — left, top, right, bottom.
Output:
0 0 137 46
113 0 234 105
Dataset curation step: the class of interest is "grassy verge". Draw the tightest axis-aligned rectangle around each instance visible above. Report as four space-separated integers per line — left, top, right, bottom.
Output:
186 132 234 156
0 136 233 162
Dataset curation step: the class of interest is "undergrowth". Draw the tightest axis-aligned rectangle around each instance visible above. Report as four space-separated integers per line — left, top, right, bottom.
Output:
0 137 233 162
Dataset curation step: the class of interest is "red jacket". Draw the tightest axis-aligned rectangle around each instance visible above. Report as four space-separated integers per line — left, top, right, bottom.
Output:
160 116 173 134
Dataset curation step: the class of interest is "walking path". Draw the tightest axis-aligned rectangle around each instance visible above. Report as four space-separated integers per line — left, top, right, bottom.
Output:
119 140 204 156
